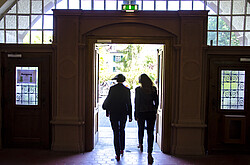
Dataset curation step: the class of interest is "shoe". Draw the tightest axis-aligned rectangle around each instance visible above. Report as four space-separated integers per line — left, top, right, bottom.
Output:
120 150 124 155
140 144 143 152
148 154 154 164
137 144 143 152
115 155 120 161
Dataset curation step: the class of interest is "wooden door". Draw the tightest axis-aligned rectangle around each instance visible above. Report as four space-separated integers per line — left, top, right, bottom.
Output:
207 57 250 153
2 53 51 148
156 47 164 149
94 47 100 146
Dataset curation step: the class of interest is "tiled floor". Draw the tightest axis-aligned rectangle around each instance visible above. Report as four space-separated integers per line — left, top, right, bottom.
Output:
1 142 250 165
1 126 250 165
1 97 250 164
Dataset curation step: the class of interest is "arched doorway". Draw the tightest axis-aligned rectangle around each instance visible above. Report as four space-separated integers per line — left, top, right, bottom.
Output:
52 10 208 155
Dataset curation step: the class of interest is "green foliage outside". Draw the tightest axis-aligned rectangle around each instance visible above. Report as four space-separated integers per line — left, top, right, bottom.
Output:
99 44 160 89
22 31 52 44
208 16 240 46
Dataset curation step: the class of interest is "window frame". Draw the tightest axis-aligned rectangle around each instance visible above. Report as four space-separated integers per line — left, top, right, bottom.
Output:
218 66 247 113
0 0 250 45
15 65 40 107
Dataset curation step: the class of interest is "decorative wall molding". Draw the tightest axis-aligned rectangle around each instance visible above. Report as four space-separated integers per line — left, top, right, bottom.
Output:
172 123 207 128
50 120 85 125
53 10 208 155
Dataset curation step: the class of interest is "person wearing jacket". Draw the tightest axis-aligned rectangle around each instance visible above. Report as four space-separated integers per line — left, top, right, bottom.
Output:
134 73 159 164
102 74 132 161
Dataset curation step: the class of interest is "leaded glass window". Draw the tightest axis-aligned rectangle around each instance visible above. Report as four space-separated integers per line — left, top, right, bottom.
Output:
16 67 39 105
0 0 250 45
221 70 245 110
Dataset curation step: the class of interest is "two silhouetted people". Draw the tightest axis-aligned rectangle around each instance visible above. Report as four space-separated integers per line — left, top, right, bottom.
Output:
102 73 158 164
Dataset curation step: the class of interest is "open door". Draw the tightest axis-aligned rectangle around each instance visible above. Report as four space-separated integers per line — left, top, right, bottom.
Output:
93 46 100 146
156 47 164 149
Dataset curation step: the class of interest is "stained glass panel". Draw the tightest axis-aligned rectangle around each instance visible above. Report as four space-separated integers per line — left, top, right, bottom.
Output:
16 67 39 105
221 70 245 110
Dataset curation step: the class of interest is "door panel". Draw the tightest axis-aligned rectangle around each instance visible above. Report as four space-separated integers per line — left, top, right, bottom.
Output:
2 53 50 148
208 57 250 152
156 48 164 149
94 48 99 146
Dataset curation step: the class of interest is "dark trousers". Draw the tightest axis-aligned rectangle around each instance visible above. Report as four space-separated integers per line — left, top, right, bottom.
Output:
137 111 156 154
110 119 127 156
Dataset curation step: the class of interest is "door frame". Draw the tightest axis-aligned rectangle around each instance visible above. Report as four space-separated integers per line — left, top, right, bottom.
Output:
85 36 174 154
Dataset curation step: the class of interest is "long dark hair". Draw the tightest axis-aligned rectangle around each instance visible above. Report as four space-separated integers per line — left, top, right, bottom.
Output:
139 74 153 94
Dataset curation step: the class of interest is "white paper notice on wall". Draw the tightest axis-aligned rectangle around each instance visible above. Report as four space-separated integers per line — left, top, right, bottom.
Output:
17 70 37 84
240 58 250 62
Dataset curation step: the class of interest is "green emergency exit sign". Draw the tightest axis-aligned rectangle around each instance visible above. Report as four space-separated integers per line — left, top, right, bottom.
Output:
122 4 138 12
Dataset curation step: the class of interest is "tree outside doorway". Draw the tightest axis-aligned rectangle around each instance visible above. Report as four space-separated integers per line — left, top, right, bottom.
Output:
97 44 163 143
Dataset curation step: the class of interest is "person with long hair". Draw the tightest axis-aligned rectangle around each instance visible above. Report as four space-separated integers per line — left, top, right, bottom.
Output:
134 73 159 164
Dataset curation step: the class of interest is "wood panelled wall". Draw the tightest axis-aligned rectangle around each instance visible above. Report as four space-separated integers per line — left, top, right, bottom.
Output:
2 12 250 155
52 10 208 155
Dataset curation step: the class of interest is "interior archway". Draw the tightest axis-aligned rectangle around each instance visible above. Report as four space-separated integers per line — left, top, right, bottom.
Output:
52 10 208 155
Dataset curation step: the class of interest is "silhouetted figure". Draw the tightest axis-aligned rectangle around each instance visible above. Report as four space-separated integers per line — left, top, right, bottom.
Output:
134 73 159 164
102 74 132 161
